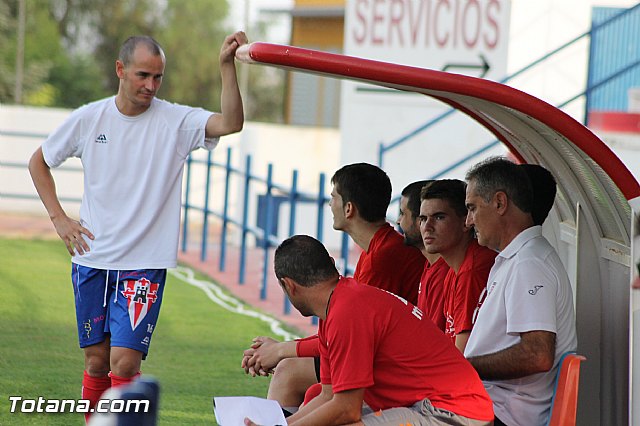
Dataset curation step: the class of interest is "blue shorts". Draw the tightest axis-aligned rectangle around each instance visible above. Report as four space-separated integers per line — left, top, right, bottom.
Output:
72 263 166 355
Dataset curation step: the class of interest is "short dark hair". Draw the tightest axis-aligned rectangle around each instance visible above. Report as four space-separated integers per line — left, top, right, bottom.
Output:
401 180 433 218
465 157 533 213
274 235 339 287
520 164 557 226
420 179 468 217
118 35 164 66
331 163 391 222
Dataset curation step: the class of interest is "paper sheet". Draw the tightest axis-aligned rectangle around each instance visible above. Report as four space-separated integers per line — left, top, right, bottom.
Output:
213 396 288 426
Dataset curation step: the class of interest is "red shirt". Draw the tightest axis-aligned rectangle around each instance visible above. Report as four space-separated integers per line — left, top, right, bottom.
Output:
319 277 494 421
296 223 425 357
416 256 450 332
353 223 425 305
443 240 497 342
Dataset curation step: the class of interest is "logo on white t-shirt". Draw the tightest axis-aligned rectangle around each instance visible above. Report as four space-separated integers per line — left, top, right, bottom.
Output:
528 285 544 295
95 134 108 144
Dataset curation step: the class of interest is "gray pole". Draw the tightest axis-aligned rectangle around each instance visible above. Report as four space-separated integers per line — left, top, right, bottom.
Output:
14 0 26 104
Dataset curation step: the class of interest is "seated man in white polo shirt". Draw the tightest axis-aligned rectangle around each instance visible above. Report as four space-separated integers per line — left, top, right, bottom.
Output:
463 157 577 426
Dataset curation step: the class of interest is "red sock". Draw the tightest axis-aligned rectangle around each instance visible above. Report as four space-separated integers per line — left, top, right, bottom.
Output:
82 370 111 423
109 371 141 388
303 382 323 406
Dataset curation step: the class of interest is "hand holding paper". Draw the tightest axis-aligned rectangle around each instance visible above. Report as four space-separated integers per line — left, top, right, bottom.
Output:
213 396 287 426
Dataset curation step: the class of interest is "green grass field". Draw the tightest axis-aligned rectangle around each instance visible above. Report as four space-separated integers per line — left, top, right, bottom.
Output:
0 237 293 425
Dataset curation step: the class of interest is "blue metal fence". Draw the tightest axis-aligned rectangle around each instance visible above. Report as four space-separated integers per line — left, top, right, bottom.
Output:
0 130 83 204
179 145 350 322
586 6 640 115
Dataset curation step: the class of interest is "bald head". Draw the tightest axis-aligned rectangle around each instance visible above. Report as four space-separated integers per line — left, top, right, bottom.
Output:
118 36 164 66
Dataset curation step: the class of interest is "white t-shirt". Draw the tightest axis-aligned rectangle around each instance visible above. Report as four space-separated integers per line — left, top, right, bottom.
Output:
42 96 218 270
464 226 577 426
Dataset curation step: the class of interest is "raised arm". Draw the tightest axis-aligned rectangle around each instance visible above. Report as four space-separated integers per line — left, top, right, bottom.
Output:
205 31 247 138
467 330 556 380
28 147 93 255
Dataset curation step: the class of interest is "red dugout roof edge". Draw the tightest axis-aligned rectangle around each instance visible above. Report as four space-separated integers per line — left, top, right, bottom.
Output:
237 42 640 201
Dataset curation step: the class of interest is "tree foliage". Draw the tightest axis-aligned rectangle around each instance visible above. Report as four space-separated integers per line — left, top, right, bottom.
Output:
1 0 65 104
160 0 230 111
1 0 285 121
46 53 109 107
0 1 15 101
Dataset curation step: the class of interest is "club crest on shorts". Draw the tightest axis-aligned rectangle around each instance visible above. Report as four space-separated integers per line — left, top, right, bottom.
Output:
121 278 159 330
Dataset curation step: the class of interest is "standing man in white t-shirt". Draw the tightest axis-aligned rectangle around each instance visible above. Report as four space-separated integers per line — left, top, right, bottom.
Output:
463 157 577 426
28 32 247 420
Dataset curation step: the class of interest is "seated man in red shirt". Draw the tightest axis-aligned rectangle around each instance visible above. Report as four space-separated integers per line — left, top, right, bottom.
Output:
241 163 425 413
245 235 494 426
331 163 425 304
397 180 449 332
419 180 497 352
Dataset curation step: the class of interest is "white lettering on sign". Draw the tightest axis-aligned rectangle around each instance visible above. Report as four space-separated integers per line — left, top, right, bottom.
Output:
351 0 502 50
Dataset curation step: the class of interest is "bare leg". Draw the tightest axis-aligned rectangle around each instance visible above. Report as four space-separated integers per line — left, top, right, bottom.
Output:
84 338 111 376
267 357 318 408
110 346 144 378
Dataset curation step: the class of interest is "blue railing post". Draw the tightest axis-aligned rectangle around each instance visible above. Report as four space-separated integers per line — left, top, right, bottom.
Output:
287 170 299 236
284 169 299 315
239 155 252 285
181 154 193 253
219 147 232 271
316 173 326 241
312 172 326 325
200 151 213 262
261 164 274 301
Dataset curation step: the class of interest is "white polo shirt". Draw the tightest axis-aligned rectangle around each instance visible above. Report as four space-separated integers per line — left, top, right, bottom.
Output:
464 226 577 426
43 96 218 270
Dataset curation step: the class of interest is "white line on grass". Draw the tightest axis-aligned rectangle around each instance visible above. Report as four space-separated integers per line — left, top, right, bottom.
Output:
169 266 301 341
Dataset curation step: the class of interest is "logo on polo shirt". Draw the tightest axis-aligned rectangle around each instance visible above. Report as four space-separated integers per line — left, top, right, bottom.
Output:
528 285 543 295
95 134 108 144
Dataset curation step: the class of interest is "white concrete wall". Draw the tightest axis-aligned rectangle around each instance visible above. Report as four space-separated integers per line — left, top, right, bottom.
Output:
0 105 82 217
0 104 343 248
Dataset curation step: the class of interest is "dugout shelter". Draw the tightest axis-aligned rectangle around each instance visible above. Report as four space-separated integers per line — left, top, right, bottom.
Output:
237 42 640 425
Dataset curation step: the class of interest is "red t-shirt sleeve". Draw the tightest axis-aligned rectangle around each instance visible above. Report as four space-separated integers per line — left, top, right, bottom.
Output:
295 334 320 357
